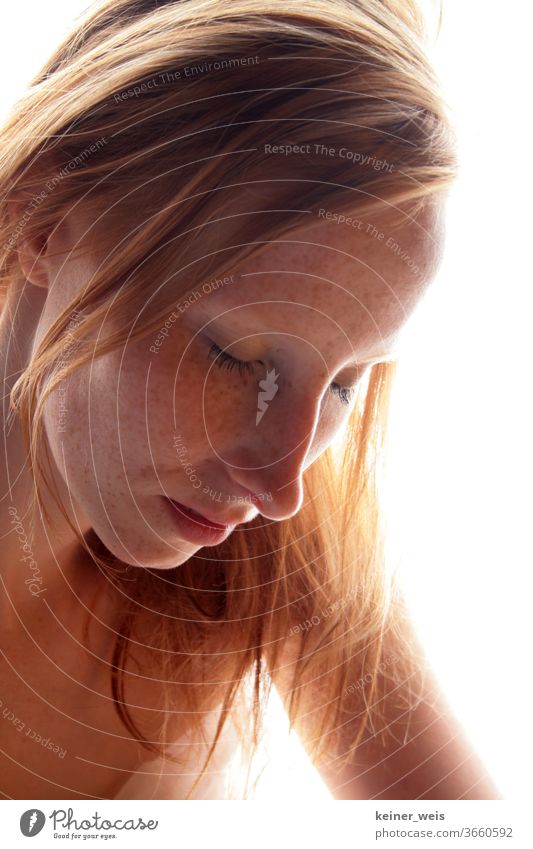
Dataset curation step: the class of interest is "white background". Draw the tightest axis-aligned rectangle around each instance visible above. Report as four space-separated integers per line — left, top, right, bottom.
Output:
0 1 531 801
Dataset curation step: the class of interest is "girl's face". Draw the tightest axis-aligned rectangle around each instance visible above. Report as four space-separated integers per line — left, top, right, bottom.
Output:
36 202 443 569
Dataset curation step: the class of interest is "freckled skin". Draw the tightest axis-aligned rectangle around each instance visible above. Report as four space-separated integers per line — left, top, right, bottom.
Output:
37 201 443 570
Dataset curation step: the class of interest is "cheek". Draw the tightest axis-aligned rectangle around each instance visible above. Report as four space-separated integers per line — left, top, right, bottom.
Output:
145 330 259 451
304 379 364 471
202 369 259 443
304 401 347 468
40 362 121 510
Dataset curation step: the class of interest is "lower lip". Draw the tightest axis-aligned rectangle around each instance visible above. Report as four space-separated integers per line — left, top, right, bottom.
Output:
162 497 234 546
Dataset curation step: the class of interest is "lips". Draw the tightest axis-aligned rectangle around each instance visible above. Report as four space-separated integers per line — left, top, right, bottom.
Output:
167 499 232 529
163 498 235 547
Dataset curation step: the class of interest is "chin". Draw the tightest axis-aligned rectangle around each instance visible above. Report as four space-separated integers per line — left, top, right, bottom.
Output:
83 525 199 570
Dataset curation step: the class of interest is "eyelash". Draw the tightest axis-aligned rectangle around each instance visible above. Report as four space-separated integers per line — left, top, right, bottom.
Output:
206 341 354 405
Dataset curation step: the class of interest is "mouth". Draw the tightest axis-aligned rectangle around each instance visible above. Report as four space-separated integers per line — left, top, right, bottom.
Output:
162 497 238 547
167 498 231 529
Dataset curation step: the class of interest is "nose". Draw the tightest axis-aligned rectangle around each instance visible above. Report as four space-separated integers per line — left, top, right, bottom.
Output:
227 377 326 521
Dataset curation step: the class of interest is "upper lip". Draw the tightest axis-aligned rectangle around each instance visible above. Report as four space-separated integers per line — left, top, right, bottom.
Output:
167 497 252 528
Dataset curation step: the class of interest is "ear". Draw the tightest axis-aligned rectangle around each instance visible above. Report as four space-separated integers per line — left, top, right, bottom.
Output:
6 195 53 288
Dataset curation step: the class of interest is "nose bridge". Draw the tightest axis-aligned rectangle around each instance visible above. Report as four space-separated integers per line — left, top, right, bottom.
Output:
230 374 323 517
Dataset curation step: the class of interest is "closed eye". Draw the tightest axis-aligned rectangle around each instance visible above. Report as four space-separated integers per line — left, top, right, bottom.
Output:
206 340 258 376
206 340 355 405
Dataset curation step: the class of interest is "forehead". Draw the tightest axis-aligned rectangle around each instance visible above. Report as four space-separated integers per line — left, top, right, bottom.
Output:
189 203 444 361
